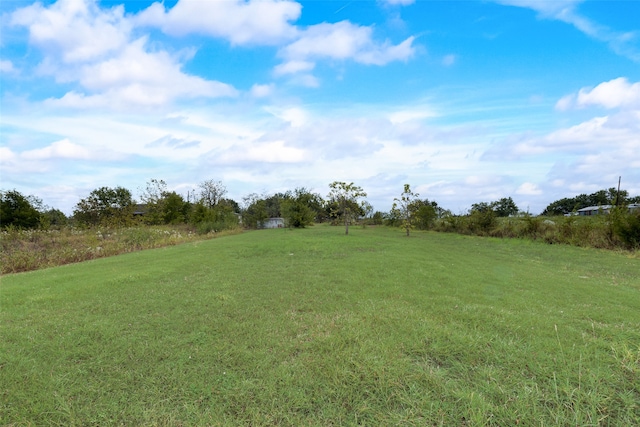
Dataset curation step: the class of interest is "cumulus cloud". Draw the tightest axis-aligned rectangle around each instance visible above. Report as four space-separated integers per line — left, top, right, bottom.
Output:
556 77 640 110
481 77 640 207
280 21 415 66
10 0 131 63
0 138 125 175
491 78 640 161
516 182 542 195
10 0 237 109
21 138 92 160
490 112 640 160
273 20 416 83
135 0 301 46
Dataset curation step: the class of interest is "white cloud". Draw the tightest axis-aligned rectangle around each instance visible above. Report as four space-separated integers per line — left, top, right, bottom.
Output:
516 182 542 195
0 60 16 74
135 0 301 46
554 94 575 112
389 108 438 124
274 60 315 76
250 84 275 98
214 140 308 165
499 112 639 159
74 37 237 103
11 0 237 109
266 106 309 127
0 138 126 176
21 138 92 160
557 78 640 110
11 0 131 63
280 21 415 66
575 78 640 109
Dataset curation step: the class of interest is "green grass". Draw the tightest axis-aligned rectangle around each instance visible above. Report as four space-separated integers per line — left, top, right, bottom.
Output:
2 225 639 426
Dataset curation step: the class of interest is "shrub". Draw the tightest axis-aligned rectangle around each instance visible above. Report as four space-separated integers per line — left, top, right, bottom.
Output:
610 208 640 249
468 209 496 235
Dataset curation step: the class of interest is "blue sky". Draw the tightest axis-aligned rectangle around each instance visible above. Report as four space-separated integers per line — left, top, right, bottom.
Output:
1 0 639 215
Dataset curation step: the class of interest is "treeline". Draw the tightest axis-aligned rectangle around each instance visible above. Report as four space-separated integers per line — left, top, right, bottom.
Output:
0 180 241 234
2 181 639 248
541 188 640 216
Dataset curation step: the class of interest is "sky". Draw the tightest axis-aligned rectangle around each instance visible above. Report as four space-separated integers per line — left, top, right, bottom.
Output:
1 0 639 215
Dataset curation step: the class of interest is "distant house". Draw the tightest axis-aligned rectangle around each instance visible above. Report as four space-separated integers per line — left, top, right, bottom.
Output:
260 217 285 229
577 203 640 216
577 205 612 216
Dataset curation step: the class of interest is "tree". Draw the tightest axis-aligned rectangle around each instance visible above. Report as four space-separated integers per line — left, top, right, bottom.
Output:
281 187 321 228
73 186 134 227
139 179 168 225
0 189 43 229
413 199 438 230
470 201 492 213
371 211 386 225
41 208 68 228
327 181 367 235
392 184 420 236
162 192 190 224
198 179 227 208
492 197 519 217
471 197 519 217
542 188 634 216
242 193 269 229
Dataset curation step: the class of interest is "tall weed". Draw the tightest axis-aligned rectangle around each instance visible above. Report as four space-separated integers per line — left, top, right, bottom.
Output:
434 212 639 252
0 225 239 274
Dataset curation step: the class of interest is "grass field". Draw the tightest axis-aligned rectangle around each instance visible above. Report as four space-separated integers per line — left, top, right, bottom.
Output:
2 225 639 426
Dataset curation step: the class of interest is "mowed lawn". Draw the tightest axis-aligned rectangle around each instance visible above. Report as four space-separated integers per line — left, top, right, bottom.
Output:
1 225 639 426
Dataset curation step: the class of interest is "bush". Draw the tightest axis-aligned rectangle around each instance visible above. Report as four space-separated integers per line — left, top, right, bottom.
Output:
610 208 640 249
468 209 496 235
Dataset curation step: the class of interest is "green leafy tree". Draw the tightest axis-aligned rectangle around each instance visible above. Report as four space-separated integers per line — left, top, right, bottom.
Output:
392 184 420 236
371 211 386 225
162 192 190 224
41 208 68 229
413 200 438 230
219 198 241 214
542 188 634 216
139 179 169 225
610 206 640 249
281 187 321 228
327 181 367 235
73 186 135 227
242 193 269 229
492 197 519 217
0 189 43 229
470 201 492 213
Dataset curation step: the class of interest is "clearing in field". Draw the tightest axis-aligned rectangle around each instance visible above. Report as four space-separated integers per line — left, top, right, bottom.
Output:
2 225 639 425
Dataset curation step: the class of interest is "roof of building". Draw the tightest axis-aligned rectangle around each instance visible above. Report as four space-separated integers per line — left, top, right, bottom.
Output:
577 205 612 212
